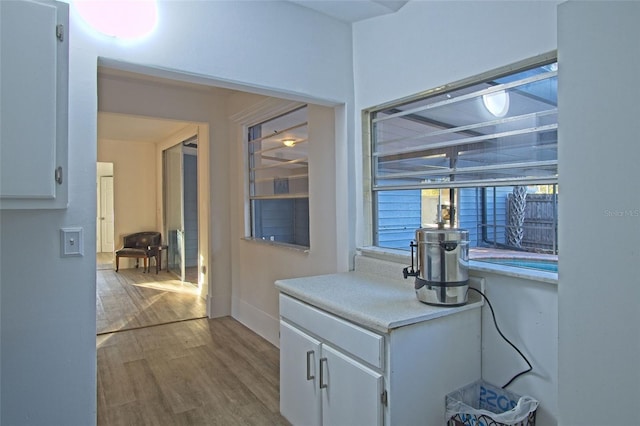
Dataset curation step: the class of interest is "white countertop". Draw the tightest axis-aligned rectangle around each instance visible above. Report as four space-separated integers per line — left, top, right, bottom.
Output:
275 271 483 334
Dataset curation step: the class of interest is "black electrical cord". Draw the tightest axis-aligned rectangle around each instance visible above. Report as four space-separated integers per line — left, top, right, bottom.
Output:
468 287 533 389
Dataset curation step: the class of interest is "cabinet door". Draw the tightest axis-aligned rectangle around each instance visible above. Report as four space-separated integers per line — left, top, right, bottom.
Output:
321 344 384 426
280 321 322 426
0 0 68 209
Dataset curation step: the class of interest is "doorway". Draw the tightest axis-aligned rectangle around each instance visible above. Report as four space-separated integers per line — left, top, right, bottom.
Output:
95 115 208 335
96 162 114 270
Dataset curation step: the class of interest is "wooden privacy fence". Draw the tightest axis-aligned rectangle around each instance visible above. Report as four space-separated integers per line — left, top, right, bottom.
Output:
507 193 558 253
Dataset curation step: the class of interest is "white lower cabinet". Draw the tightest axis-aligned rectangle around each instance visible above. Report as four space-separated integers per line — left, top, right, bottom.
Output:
320 344 383 426
279 292 482 426
280 295 384 426
280 321 322 426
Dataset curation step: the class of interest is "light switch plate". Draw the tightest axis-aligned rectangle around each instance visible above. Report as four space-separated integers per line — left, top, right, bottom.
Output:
60 227 84 257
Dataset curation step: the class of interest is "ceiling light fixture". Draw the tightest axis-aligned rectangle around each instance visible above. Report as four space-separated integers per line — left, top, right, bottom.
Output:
73 0 158 40
482 90 510 117
282 139 296 147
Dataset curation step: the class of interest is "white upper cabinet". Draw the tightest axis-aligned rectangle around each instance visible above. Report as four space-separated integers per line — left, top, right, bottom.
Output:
0 0 69 209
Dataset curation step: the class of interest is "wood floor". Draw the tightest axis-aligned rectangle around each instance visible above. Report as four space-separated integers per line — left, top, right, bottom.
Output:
97 317 289 425
96 253 289 425
97 265 207 335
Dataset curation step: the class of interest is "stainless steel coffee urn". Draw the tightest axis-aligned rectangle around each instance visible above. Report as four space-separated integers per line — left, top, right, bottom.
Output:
403 226 469 306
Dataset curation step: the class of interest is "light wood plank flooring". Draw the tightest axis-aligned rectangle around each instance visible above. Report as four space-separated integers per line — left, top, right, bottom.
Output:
97 255 288 425
97 265 207 335
97 317 289 425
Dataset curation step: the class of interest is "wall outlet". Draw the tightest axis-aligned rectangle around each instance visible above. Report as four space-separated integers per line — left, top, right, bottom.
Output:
60 227 84 257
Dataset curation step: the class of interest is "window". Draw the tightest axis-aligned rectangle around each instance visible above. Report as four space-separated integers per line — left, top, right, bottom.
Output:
367 55 558 266
248 106 309 247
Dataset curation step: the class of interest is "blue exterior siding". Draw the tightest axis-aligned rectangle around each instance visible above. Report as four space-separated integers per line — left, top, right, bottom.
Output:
375 187 517 250
458 188 480 247
293 198 310 247
376 190 421 249
253 198 309 246
377 188 485 249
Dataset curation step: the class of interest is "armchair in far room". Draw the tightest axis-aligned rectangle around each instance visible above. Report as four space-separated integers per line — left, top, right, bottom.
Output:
115 232 161 273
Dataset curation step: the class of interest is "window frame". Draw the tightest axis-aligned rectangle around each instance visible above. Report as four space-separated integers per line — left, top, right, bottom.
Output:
245 105 310 249
363 51 558 255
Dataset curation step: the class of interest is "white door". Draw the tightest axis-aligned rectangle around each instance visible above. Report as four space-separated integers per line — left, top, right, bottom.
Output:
99 176 114 252
321 344 384 426
280 321 322 426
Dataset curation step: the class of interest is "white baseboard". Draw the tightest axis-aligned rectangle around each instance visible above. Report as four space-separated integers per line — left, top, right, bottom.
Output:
207 293 231 318
231 297 280 348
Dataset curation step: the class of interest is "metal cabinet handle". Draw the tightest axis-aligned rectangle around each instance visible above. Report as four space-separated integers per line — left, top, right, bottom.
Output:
319 357 328 389
306 350 315 380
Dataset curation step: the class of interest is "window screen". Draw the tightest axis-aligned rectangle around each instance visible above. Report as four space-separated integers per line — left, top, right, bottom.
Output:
372 63 557 190
248 106 309 247
369 57 558 255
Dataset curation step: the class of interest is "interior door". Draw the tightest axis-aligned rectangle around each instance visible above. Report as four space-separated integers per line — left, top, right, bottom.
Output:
99 176 114 252
163 143 185 281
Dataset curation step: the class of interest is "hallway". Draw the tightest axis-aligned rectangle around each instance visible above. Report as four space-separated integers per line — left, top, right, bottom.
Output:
97 317 288 425
97 258 206 335
96 260 288 425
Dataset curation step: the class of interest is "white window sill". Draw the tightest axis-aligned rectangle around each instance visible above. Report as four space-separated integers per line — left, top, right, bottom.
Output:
242 237 310 254
358 246 558 285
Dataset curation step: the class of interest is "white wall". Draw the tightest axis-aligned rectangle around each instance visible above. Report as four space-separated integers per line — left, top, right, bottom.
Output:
558 2 640 424
0 2 353 424
98 138 157 268
472 271 558 425
352 2 560 424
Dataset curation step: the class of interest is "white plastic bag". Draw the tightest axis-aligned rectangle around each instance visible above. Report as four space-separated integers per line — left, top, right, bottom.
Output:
446 380 539 426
